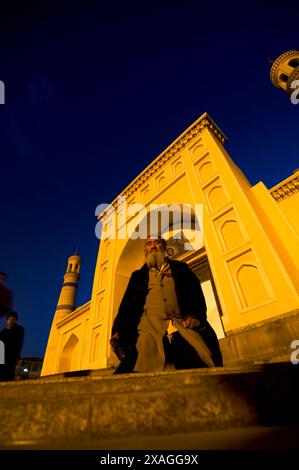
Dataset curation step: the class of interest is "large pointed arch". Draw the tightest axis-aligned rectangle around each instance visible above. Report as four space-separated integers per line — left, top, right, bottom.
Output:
57 333 79 373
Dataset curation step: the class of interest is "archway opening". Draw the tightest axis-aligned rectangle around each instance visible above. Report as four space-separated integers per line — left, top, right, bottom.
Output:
112 204 224 348
58 333 79 373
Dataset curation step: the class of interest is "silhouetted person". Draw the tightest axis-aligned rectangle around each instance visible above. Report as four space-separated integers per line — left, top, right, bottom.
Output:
0 272 13 318
0 312 24 381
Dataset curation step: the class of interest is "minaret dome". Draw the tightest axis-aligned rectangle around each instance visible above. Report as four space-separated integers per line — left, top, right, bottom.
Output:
270 50 299 100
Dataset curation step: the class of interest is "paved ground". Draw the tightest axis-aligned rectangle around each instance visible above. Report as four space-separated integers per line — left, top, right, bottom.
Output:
1 425 298 450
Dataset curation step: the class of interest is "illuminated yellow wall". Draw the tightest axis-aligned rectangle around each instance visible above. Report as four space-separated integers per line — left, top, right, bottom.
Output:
269 170 299 234
41 113 299 376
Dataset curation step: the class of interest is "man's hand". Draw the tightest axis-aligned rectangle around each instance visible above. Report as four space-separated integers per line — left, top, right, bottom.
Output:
110 333 126 361
183 317 200 329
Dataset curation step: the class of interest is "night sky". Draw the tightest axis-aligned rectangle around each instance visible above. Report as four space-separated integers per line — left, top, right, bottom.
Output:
0 1 298 358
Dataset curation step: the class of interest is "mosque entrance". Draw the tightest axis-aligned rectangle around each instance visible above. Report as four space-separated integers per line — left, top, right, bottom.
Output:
188 252 225 339
113 231 225 342
57 333 79 373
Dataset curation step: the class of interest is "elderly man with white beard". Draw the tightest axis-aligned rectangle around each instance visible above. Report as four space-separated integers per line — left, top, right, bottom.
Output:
110 236 222 374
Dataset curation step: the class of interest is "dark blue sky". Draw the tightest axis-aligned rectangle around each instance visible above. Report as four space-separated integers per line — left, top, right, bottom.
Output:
0 1 298 357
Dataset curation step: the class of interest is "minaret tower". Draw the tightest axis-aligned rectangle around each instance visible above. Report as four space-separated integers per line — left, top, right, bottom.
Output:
55 250 81 320
41 250 82 376
270 49 299 100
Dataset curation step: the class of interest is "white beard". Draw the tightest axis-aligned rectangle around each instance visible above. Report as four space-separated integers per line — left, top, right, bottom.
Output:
145 250 165 269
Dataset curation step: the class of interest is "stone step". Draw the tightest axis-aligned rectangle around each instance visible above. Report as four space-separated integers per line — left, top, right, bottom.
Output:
0 363 298 448
1 425 299 451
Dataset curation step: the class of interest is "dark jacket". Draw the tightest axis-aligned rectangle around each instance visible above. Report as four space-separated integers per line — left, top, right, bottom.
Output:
0 287 13 318
0 323 24 381
0 323 24 363
111 259 223 372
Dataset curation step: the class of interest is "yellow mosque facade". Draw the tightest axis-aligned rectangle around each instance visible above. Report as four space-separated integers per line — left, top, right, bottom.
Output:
41 112 299 376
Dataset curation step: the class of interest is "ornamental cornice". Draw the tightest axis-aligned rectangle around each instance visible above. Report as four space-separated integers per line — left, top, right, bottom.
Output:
100 113 227 220
270 50 299 86
270 172 299 202
56 301 91 327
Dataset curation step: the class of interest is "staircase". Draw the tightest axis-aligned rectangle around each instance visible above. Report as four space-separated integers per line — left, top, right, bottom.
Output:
0 363 298 450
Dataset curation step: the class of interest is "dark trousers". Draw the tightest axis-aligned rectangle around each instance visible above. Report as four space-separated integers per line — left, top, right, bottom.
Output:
0 362 16 381
114 322 223 374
